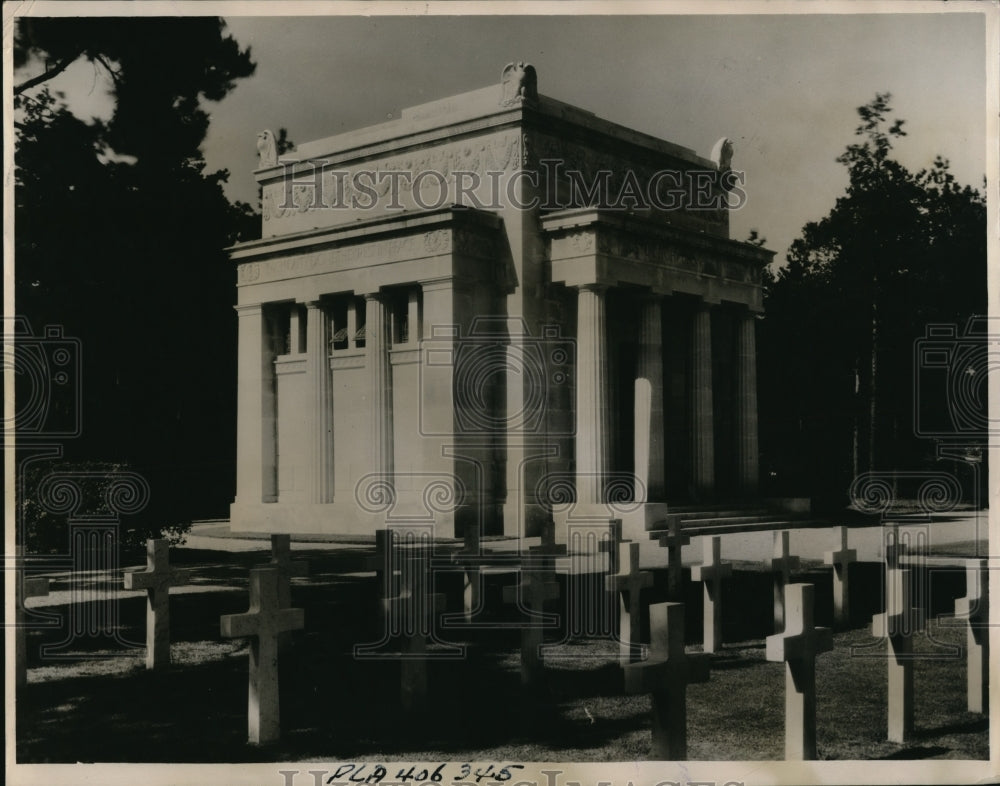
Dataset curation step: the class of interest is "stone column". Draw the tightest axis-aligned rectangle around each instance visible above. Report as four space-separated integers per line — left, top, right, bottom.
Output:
634 294 666 502
366 293 394 483
690 303 715 497
575 285 611 504
235 304 277 504
735 311 759 495
306 301 333 503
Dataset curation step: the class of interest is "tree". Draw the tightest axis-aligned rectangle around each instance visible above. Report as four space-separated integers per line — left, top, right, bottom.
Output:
759 94 986 507
15 18 259 534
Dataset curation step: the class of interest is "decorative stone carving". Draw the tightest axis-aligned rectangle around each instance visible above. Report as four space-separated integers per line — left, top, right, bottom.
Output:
263 133 521 222
257 130 278 168
423 229 451 255
531 132 728 229
237 263 261 284
500 62 538 107
568 231 595 253
711 137 734 171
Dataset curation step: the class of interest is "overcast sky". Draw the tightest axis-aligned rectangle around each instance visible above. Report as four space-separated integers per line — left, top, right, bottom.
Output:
19 9 988 265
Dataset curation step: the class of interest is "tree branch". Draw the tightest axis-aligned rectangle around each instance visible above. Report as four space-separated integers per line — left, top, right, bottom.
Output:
92 54 122 86
14 49 86 95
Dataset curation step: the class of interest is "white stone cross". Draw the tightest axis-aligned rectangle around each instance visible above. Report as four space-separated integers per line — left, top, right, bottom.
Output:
503 562 560 686
270 534 309 650
766 582 832 760
598 519 624 574
365 529 400 602
623 602 710 759
270 534 309 608
883 523 909 570
954 559 988 714
382 547 446 712
16 573 50 687
220 567 305 744
605 541 654 665
450 555 483 625
823 526 857 628
657 518 690 600
691 536 732 653
770 531 800 632
872 567 925 743
448 523 489 624
123 539 191 671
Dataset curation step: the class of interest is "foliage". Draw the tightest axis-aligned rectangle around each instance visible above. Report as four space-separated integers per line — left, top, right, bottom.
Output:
759 93 986 506
15 18 259 531
19 460 188 556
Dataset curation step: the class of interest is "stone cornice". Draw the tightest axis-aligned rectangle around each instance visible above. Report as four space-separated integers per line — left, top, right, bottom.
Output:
256 113 524 186
525 99 710 171
541 208 775 266
229 205 502 264
255 89 710 186
543 208 770 311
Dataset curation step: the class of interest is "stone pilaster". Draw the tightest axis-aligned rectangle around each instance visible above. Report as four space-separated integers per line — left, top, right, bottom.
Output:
690 303 715 497
634 294 666 502
306 301 333 503
366 293 394 483
575 285 611 504
235 303 277 504
735 312 759 495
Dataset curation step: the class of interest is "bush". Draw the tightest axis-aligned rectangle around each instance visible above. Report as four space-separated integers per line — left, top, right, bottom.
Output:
19 459 190 558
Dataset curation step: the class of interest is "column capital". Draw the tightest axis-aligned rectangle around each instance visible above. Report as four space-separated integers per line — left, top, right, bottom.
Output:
577 283 610 295
234 303 264 316
303 299 324 310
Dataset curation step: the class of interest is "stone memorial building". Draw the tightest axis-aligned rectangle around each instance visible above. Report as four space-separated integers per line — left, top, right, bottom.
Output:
229 65 773 541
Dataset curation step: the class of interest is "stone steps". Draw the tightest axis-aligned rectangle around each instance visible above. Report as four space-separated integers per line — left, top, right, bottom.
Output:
647 510 828 540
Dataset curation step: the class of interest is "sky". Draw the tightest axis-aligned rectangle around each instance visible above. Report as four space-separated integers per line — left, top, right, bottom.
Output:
15 9 989 266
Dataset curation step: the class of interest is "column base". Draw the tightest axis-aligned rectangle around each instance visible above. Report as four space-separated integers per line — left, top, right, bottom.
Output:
501 500 551 539
618 503 672 541
550 502 668 545
230 496 493 538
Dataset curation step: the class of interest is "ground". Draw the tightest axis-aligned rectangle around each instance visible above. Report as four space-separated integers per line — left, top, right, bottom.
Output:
15 543 989 763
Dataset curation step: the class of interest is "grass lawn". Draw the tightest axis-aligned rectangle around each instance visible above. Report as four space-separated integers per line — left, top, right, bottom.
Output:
16 545 988 762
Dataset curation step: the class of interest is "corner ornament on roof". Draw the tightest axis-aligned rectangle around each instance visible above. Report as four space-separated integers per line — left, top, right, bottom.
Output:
500 61 538 108
711 137 734 173
257 129 278 168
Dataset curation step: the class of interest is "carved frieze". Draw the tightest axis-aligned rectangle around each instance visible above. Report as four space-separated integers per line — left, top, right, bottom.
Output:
263 132 522 223
237 262 261 284
551 225 760 288
567 231 595 253
423 229 451 255
238 233 429 286
529 133 727 228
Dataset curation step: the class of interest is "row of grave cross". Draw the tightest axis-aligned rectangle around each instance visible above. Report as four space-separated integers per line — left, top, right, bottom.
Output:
14 526 991 756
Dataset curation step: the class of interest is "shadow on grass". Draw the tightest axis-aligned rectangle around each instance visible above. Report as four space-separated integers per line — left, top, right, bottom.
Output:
16 546 987 763
18 550 656 762
915 717 989 738
877 746 950 759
